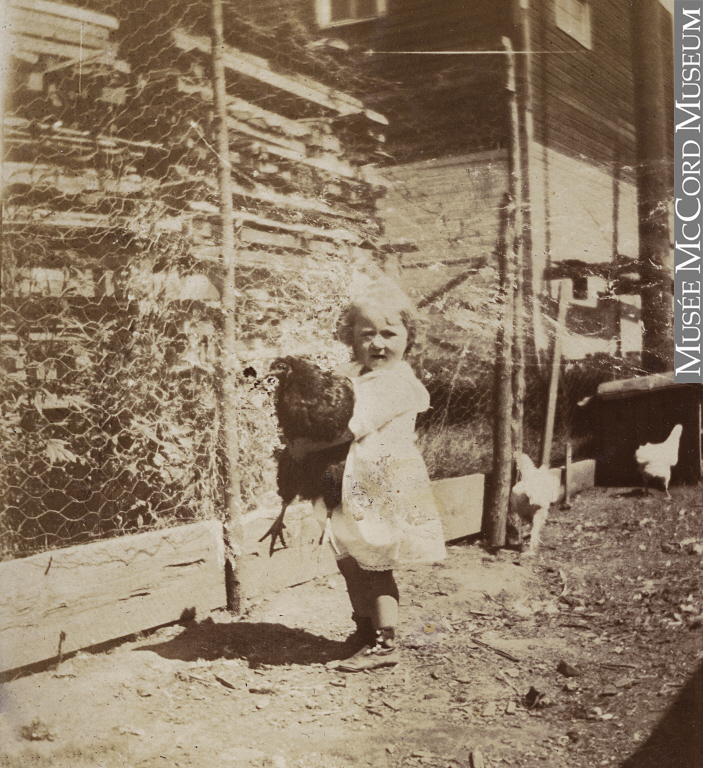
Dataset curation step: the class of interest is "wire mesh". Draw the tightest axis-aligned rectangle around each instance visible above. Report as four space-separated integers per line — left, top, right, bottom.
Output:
1 0 385 560
1 0 654 562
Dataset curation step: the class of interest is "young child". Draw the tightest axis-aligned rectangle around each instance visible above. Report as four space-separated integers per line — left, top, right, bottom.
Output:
312 278 446 672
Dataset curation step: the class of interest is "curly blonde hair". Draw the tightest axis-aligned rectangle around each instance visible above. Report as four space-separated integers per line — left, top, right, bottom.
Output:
337 278 420 355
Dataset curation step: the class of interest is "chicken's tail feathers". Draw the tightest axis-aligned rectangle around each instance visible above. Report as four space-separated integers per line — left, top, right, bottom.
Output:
514 453 537 482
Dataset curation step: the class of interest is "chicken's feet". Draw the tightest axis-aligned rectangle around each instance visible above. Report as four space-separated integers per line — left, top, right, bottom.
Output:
259 505 288 556
319 513 339 555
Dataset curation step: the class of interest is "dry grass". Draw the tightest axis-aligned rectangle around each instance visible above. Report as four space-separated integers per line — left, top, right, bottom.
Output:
417 418 493 480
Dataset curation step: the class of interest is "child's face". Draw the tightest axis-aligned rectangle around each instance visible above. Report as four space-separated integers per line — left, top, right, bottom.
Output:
352 307 408 372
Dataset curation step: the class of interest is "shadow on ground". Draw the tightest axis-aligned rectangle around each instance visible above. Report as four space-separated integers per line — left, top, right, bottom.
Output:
620 659 703 768
138 617 351 667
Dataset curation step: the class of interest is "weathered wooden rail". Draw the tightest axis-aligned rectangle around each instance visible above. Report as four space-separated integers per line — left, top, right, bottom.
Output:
0 462 595 676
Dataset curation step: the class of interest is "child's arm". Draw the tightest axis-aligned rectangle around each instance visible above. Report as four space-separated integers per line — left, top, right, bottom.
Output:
349 367 428 439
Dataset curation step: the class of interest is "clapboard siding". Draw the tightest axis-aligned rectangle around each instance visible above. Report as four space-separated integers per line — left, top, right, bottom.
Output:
379 141 639 296
529 140 639 275
243 0 672 175
379 151 508 270
323 0 507 49
531 0 650 171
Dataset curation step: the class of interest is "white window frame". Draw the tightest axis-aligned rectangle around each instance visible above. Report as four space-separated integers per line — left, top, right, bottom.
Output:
315 0 387 29
555 0 592 50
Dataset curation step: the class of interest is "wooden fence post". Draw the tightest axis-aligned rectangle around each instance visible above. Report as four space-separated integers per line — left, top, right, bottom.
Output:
486 40 520 548
506 33 525 462
487 193 515 547
630 0 673 373
211 0 243 611
541 282 567 468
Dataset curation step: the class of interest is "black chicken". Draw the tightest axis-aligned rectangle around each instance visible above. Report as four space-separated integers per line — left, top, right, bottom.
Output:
259 356 355 555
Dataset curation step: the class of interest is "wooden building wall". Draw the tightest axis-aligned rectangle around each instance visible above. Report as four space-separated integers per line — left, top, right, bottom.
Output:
529 0 636 175
380 150 508 261
234 0 673 175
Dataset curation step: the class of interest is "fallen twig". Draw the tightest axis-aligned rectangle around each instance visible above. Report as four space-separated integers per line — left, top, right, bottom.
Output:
471 636 520 663
499 669 521 696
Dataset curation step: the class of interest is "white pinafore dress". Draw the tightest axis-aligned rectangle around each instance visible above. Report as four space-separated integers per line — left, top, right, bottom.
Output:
314 361 446 571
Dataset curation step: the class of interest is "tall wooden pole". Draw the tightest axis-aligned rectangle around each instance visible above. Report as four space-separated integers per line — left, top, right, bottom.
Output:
631 0 673 373
486 38 520 548
211 0 242 611
541 282 567 468
507 27 525 462
510 0 535 385
0 0 8 286
487 191 515 548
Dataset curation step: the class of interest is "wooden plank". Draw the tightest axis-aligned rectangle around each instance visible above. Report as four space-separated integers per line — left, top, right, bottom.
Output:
172 30 387 124
10 0 119 30
9 16 113 49
3 116 155 150
235 212 360 243
568 459 596 498
15 35 117 60
177 78 312 139
156 211 360 243
241 226 298 250
239 503 338 599
183 89 364 181
4 162 144 196
549 458 596 502
0 520 226 673
4 209 129 230
228 115 308 155
239 475 486 599
541 284 567 468
230 180 365 222
432 474 484 540
257 141 360 182
241 460 598 601
597 371 679 399
9 7 111 39
231 249 309 270
230 97 312 138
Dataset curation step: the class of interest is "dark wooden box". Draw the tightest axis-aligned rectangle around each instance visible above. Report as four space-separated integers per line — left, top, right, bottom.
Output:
593 373 703 487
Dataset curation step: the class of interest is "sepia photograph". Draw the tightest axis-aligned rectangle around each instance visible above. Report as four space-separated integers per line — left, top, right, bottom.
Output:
1 0 702 766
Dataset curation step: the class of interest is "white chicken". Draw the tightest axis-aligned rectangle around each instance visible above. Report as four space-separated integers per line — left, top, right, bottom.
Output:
509 453 561 556
635 424 683 498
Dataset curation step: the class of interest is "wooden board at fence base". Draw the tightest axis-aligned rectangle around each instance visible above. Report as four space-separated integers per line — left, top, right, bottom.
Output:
432 474 485 541
549 459 597 502
0 520 226 674
238 475 486 599
238 503 339 600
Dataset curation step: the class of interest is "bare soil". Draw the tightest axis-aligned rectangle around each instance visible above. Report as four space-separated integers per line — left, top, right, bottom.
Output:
2 484 703 768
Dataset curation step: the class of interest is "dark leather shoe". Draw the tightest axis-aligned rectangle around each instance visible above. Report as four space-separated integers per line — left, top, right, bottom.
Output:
338 628 399 672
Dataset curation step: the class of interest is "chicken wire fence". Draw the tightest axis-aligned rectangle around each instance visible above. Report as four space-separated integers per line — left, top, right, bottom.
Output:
0 0 384 561
413 278 650 482
1 0 650 562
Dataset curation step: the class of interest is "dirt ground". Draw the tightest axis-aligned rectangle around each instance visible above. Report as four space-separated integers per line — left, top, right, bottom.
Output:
2 484 703 768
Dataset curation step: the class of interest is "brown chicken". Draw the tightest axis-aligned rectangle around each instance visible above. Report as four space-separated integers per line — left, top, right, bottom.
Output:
259 356 354 555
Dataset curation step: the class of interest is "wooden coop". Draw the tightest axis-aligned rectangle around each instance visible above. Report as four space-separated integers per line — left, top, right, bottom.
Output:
592 373 703 487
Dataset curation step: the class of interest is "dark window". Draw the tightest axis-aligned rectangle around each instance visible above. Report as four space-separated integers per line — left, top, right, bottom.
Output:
324 0 385 25
572 276 588 300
